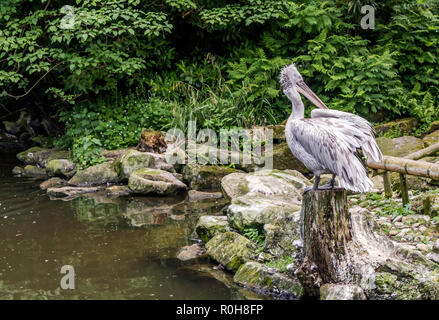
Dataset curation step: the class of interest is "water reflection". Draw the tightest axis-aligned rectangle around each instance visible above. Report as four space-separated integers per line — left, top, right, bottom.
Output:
0 153 254 300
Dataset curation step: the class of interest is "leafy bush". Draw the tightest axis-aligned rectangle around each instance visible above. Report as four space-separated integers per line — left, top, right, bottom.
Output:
1 0 438 165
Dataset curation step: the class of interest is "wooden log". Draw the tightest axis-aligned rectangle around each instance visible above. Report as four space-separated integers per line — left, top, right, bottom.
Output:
399 174 409 205
404 142 439 160
383 171 392 198
367 156 439 179
300 189 351 284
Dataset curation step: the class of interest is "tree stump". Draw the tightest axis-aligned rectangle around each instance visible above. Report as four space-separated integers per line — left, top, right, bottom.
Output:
297 189 439 299
300 189 351 284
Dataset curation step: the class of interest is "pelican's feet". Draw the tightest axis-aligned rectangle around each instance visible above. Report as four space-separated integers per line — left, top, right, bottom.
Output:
303 184 334 193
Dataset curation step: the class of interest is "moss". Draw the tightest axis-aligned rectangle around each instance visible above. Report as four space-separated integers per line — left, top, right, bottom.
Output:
233 262 304 298
205 232 257 272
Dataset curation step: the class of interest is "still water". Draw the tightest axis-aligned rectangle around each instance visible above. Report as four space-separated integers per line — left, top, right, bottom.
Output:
0 153 258 300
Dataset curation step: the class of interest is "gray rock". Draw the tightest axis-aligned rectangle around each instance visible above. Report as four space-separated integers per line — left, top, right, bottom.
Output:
188 190 223 201
196 216 230 243
183 164 243 190
177 244 206 261
69 161 120 186
114 149 155 180
205 232 257 272
128 168 187 195
40 177 67 190
47 186 105 199
46 159 77 178
234 261 303 298
376 136 424 158
320 284 367 300
23 165 47 178
221 169 310 231
106 185 132 197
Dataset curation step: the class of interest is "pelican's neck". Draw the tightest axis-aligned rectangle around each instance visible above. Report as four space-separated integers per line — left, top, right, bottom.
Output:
287 87 304 119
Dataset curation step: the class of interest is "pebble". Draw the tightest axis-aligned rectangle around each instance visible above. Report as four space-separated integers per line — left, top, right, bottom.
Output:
416 243 429 252
393 215 403 223
433 240 439 253
419 226 427 233
394 222 406 229
389 230 398 236
411 223 420 228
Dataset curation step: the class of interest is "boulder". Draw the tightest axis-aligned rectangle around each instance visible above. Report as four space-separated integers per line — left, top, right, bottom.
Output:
2 120 21 135
221 169 310 231
114 149 155 180
128 168 187 195
376 136 424 157
23 165 47 178
183 164 242 190
234 261 303 298
196 216 230 243
320 284 367 300
31 135 53 148
12 166 24 176
205 232 257 272
16 147 52 166
266 143 308 173
422 130 439 148
69 161 120 186
46 159 77 178
106 185 132 197
263 219 302 258
187 190 223 201
177 244 206 262
47 186 105 199
40 177 67 190
374 118 418 137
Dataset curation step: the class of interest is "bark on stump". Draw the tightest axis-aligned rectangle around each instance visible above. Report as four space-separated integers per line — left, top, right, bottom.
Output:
297 189 439 300
299 189 351 285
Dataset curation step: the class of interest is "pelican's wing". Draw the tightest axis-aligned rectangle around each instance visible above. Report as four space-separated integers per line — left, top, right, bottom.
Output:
311 109 382 162
293 118 374 192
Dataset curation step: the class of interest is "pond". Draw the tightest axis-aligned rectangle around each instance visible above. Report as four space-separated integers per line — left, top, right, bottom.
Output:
0 153 261 300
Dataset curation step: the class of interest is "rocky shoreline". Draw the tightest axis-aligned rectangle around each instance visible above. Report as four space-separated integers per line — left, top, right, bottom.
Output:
5 117 439 300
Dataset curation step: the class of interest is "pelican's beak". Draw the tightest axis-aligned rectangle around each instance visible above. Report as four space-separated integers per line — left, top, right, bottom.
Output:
296 81 328 109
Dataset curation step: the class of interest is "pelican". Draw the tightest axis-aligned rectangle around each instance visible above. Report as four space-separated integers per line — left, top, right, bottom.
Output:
280 63 382 193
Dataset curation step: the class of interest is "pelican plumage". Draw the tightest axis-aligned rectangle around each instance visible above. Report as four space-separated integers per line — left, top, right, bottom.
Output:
280 63 382 193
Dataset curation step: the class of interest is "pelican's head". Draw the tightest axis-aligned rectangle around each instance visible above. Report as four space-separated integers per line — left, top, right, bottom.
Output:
280 63 328 109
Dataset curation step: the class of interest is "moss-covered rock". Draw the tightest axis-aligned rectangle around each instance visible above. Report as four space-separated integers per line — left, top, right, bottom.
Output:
374 118 418 137
128 168 187 195
422 130 439 148
266 143 309 173
221 169 309 231
425 120 439 134
23 165 47 178
376 136 424 157
196 216 230 243
114 149 155 180
46 159 77 178
320 284 366 300
16 147 51 166
40 177 67 190
31 135 53 148
12 166 24 176
263 219 301 258
106 185 132 197
69 161 120 186
205 232 257 272
234 262 304 298
183 164 243 190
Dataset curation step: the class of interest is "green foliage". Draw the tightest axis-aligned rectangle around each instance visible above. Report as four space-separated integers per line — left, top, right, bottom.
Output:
243 227 265 246
1 0 439 165
364 193 416 219
57 95 174 167
265 254 295 272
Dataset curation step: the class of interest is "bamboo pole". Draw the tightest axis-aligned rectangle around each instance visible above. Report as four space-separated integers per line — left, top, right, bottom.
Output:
404 142 439 160
367 156 439 180
383 171 392 198
399 174 409 205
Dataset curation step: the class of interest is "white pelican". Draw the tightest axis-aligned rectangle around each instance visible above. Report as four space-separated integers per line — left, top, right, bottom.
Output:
280 63 382 192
